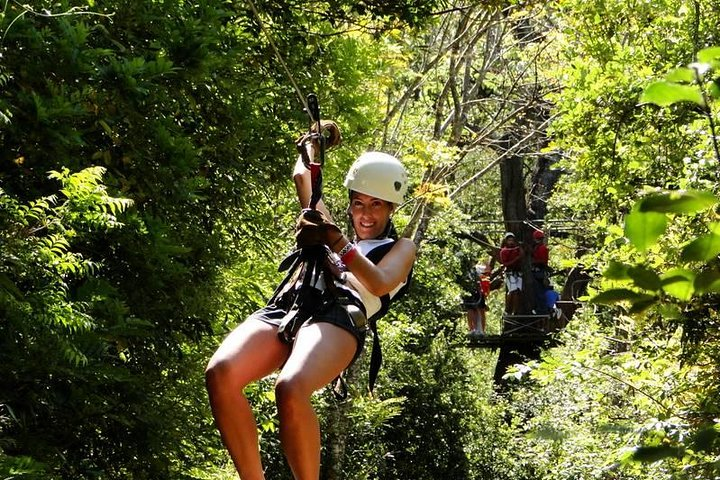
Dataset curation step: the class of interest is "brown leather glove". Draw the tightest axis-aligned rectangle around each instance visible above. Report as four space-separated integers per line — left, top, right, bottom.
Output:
295 209 342 248
295 120 342 153
316 120 342 148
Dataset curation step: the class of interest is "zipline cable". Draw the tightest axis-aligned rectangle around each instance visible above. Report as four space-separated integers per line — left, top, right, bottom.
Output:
245 0 312 119
245 0 328 210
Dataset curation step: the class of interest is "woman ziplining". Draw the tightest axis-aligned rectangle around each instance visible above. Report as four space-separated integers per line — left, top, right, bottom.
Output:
204 116 416 480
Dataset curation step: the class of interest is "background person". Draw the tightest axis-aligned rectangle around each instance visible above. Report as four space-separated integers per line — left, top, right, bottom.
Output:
499 232 523 315
462 263 491 336
530 229 550 313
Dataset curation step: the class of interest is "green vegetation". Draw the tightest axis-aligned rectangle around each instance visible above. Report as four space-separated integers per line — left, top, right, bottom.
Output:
2 0 720 479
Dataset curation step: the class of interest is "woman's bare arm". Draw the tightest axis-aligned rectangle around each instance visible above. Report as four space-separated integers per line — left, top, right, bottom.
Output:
338 238 416 297
292 146 333 220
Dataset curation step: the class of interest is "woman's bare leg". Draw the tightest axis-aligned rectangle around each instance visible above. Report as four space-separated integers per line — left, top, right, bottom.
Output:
466 309 477 332
205 318 290 480
478 308 487 334
274 322 356 480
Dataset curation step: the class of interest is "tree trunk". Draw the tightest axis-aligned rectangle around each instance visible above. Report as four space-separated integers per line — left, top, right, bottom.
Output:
499 144 526 235
322 362 360 480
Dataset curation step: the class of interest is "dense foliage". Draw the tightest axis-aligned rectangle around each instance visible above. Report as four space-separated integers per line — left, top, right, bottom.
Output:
2 0 720 479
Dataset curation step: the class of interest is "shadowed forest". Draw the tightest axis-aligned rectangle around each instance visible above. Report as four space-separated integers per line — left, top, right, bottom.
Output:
2 0 720 478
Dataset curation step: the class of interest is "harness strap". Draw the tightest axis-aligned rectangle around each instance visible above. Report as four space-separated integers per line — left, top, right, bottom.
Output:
272 246 332 343
366 292 390 394
368 321 383 394
309 162 323 210
272 238 412 398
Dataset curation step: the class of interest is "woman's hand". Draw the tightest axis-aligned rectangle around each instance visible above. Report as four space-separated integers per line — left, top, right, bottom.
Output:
295 209 343 248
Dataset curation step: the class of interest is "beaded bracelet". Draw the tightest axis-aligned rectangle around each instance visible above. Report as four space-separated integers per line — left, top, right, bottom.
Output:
337 241 354 258
341 247 358 264
338 242 357 264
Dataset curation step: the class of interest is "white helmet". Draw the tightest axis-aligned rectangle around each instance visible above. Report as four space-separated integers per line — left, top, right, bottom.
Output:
344 152 408 205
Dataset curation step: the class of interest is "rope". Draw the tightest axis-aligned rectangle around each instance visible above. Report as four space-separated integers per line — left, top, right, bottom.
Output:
245 0 311 119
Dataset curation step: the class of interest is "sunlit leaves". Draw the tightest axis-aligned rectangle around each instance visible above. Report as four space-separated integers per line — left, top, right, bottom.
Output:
603 260 632 280
664 67 696 83
640 45 720 111
414 181 450 207
624 208 667 252
48 166 134 230
625 190 718 252
640 81 704 107
681 222 720 261
598 189 719 312
660 268 695 301
638 190 717 214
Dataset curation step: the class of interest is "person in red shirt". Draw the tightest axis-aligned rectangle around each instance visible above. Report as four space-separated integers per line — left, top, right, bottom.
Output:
499 232 523 315
531 230 548 268
531 229 550 313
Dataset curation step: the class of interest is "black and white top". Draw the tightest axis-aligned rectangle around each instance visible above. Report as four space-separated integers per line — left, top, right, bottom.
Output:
335 238 409 321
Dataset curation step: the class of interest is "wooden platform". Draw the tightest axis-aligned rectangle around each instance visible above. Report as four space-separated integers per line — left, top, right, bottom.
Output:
465 332 550 348
464 313 558 349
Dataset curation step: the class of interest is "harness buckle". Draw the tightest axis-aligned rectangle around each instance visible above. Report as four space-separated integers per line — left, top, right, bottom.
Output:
346 304 367 329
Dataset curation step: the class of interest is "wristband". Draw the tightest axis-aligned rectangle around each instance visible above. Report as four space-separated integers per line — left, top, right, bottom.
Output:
338 241 354 257
338 242 355 263
340 245 358 264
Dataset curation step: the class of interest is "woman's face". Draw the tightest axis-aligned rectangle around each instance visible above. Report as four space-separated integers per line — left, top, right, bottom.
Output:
349 192 393 240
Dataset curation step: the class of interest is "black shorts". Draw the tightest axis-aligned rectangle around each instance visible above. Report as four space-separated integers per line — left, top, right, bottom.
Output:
462 292 487 310
251 301 368 364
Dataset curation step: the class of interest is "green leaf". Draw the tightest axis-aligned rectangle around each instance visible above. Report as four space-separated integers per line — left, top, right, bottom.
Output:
630 445 683 463
638 190 717 214
694 270 720 294
681 232 720 262
628 296 658 314
624 209 667 251
661 268 696 301
590 288 654 305
710 79 720 100
657 303 682 319
664 67 695 83
603 261 631 280
697 46 720 64
639 81 704 107
627 265 661 291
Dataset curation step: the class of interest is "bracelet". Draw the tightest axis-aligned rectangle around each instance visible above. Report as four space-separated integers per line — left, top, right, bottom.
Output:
340 245 358 264
338 241 354 258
